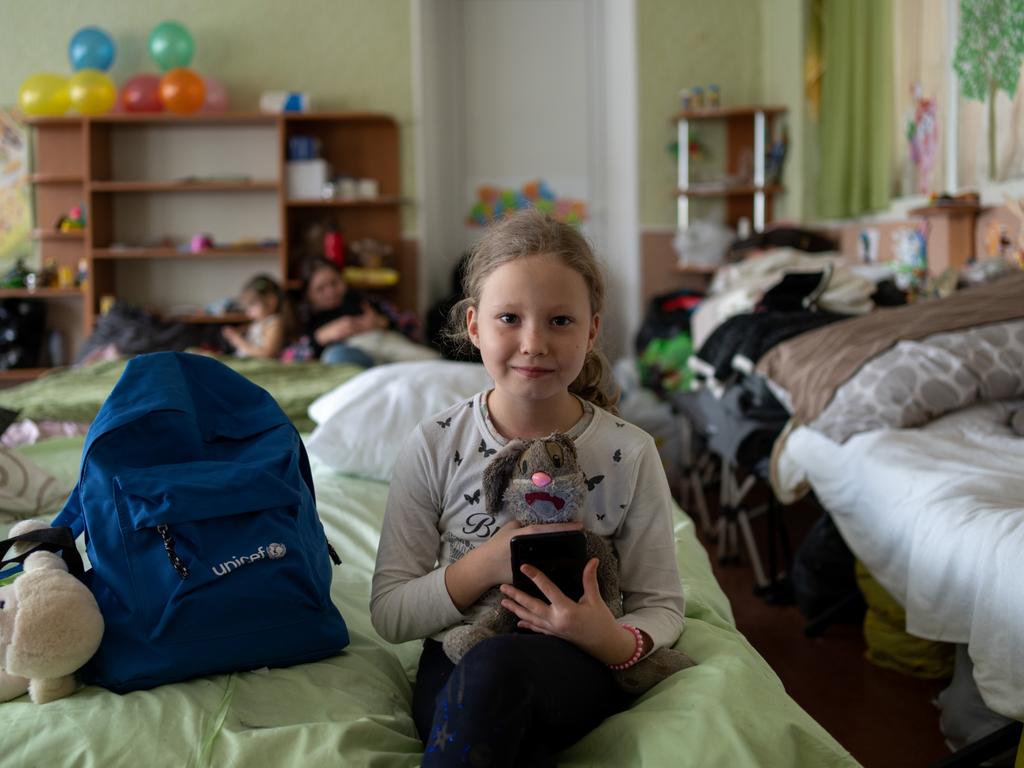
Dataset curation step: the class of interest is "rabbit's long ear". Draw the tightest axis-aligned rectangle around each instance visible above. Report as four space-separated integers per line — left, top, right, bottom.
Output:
483 440 526 514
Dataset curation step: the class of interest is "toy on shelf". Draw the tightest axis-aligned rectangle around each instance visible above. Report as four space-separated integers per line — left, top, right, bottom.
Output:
1 258 30 288
344 239 399 288
56 204 86 233
189 233 214 253
348 237 393 270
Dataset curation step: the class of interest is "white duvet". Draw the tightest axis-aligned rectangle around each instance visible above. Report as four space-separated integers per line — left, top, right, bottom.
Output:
781 399 1024 720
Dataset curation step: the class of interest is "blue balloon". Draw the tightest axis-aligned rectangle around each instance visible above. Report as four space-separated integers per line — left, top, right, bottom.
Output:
69 27 116 72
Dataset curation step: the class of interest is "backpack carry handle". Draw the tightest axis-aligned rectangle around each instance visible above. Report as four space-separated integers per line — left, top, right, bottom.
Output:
0 526 85 581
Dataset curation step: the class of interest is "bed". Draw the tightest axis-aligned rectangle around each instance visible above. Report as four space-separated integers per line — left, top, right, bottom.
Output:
759 273 1024 722
0 360 858 767
0 356 364 437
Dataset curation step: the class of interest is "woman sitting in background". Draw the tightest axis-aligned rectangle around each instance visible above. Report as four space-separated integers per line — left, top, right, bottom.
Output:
303 258 391 367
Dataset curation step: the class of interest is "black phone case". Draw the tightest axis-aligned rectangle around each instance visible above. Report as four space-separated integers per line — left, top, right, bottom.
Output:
510 530 588 603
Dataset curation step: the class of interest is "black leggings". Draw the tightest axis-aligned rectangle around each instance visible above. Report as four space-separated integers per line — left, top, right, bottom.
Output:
412 634 625 767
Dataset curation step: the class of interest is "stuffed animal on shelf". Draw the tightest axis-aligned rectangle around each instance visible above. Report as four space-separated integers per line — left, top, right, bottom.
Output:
442 434 694 695
0 520 104 704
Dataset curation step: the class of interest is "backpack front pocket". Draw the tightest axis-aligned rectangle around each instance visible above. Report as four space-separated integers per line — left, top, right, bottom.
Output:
112 459 330 644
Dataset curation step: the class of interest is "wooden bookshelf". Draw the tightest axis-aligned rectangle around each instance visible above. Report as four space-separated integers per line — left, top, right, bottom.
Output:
23 111 411 373
674 105 787 232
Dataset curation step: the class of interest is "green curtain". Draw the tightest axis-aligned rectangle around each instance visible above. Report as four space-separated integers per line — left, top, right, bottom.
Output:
818 0 893 218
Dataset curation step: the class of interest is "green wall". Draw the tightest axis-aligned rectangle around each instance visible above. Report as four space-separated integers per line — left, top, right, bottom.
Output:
637 0 764 228
2 1 810 235
0 0 415 222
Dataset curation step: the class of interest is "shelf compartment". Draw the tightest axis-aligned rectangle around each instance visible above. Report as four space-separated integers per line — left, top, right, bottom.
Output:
88 113 278 126
676 184 785 198
673 105 788 122
0 287 84 298
93 246 280 260
90 180 279 193
286 196 404 208
31 229 86 241
29 173 84 184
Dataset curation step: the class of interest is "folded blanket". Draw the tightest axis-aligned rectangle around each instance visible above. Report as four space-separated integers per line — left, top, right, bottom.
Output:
757 272 1024 425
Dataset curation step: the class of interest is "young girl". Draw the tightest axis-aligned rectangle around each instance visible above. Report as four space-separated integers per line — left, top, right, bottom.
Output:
303 258 390 367
222 274 292 359
371 209 685 766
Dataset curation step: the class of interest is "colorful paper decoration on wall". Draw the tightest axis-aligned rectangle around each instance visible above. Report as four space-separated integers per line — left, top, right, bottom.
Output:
906 83 939 195
0 109 31 269
466 180 587 227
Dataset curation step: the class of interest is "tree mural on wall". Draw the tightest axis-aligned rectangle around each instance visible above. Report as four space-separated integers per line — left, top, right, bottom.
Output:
953 0 1024 180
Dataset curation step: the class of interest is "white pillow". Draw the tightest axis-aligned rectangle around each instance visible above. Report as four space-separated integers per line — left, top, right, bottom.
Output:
305 360 492 481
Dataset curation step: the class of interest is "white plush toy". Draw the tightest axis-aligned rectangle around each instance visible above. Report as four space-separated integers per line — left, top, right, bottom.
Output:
0 520 104 704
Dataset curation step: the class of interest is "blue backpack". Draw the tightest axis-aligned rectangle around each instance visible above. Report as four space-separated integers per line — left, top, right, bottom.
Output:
53 352 349 693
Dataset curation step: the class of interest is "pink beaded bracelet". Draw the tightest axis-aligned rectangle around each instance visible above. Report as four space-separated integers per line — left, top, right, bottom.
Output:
609 624 645 670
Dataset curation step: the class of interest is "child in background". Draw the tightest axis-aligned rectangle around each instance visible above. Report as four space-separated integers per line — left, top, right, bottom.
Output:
370 209 685 766
222 274 292 359
302 258 390 367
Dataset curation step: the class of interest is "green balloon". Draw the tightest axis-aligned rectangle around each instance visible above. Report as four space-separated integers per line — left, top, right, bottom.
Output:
148 21 194 71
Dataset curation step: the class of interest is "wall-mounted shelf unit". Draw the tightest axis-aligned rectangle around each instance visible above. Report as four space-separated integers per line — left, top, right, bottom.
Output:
23 111 411 377
674 105 786 233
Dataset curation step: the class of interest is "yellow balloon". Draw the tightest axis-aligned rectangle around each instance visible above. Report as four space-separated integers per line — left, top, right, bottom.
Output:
68 69 116 115
18 72 70 117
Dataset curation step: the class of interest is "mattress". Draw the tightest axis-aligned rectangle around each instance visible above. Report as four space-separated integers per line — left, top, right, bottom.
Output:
781 399 1024 720
0 434 859 766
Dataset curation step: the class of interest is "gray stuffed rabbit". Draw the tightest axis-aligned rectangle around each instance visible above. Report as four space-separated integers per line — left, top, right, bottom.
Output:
442 434 694 695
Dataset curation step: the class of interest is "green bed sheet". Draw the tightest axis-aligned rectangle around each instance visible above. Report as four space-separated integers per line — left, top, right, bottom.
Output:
1 439 859 767
0 357 362 433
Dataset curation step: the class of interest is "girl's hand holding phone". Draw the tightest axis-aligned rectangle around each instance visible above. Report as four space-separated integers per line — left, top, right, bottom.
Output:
443 521 583 611
499 558 637 666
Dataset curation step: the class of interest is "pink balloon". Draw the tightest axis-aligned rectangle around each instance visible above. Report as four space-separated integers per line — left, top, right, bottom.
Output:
201 75 228 113
121 74 163 112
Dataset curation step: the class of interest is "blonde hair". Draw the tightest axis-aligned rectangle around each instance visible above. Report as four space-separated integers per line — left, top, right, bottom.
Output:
448 208 619 413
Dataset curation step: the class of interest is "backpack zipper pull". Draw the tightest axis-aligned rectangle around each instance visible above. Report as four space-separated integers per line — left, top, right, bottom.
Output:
327 540 342 565
157 524 190 579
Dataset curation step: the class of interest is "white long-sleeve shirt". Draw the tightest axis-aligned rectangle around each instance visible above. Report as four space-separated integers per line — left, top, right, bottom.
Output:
370 391 685 652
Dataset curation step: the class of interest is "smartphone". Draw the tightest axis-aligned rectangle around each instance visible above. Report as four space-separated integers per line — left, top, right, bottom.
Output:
509 530 588 603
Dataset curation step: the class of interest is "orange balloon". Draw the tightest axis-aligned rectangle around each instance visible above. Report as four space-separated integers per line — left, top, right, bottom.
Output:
158 68 205 114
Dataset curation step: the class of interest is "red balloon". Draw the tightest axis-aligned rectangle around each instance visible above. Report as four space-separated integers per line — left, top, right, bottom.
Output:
159 68 205 114
121 74 162 112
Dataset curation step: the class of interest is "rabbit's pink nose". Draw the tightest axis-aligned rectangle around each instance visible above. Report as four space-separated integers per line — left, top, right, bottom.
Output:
531 471 552 488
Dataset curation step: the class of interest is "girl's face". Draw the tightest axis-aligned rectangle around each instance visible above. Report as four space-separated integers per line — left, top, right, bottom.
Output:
306 266 347 312
467 253 599 410
243 292 277 321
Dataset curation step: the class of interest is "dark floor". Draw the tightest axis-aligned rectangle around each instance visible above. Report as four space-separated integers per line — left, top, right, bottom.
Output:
691 485 953 768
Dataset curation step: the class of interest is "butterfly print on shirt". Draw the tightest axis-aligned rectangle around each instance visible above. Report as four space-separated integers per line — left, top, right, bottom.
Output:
585 474 605 491
613 449 622 463
437 417 452 428
478 439 496 458
453 450 463 466
464 489 481 505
